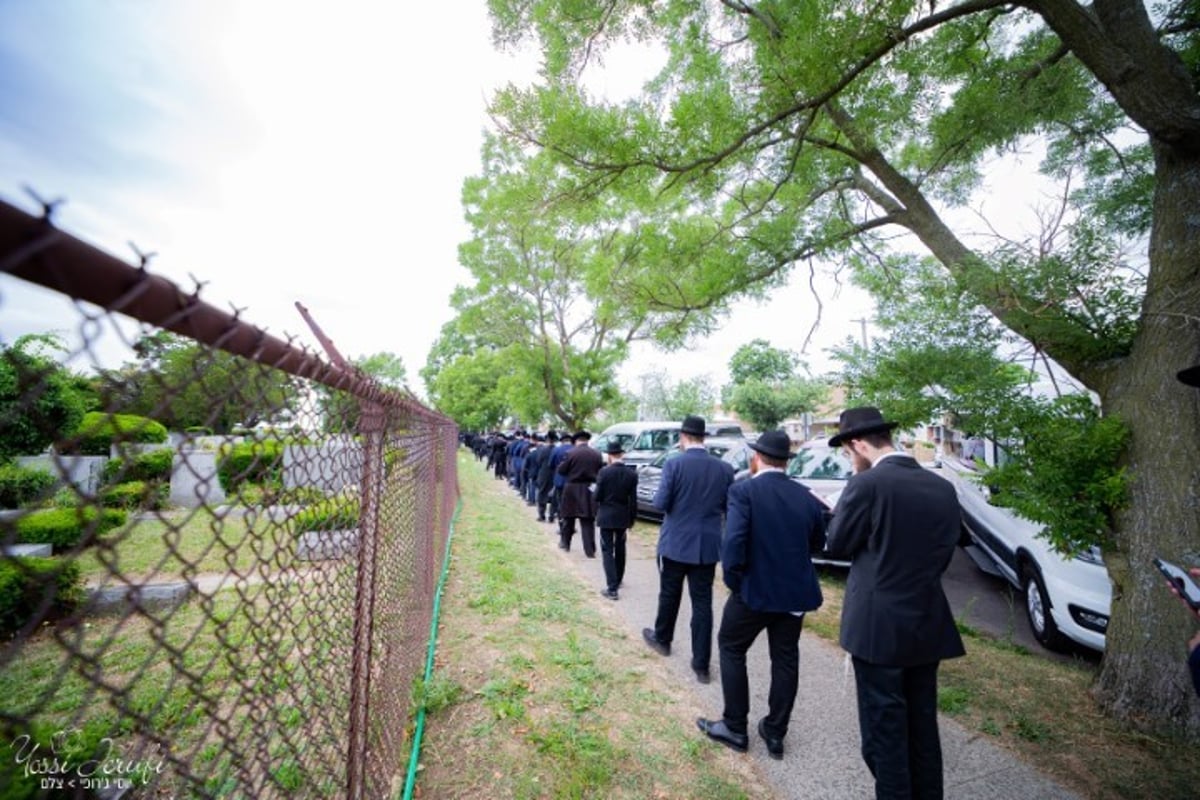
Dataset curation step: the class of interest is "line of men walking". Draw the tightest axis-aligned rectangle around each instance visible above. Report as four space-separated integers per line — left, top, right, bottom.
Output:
479 428 639 602
471 408 966 799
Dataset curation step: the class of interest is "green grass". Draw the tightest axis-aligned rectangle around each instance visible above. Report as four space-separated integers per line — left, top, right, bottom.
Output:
72 509 290 583
0 578 355 798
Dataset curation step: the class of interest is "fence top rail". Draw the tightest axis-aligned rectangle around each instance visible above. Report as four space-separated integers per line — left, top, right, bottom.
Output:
0 197 453 425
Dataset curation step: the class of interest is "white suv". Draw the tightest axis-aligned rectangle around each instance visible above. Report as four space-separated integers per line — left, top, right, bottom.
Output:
935 459 1111 653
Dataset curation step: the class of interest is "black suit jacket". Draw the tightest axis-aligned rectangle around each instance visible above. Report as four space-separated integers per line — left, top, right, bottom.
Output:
826 454 966 666
557 445 603 518
722 471 825 613
594 462 638 529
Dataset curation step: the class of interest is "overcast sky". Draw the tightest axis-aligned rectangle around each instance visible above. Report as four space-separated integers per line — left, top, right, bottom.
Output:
0 1 879 399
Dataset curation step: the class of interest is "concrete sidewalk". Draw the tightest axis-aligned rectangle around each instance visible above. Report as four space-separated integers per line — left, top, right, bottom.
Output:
534 511 1081 800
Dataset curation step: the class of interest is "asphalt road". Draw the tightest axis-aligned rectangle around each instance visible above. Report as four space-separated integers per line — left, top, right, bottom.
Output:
937 545 1102 665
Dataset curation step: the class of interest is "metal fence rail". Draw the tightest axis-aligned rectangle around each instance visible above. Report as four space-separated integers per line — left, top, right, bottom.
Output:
0 197 458 798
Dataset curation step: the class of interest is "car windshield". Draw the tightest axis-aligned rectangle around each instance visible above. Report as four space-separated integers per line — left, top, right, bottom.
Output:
603 433 638 450
632 429 680 450
786 446 853 480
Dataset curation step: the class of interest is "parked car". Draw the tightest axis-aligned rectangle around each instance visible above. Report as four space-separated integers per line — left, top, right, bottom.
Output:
694 440 852 567
934 459 1110 653
634 440 737 520
594 421 683 469
721 441 853 500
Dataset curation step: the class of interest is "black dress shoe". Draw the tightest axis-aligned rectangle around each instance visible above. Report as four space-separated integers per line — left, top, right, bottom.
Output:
757 718 784 760
641 628 670 656
693 667 711 684
600 588 619 600
696 718 748 753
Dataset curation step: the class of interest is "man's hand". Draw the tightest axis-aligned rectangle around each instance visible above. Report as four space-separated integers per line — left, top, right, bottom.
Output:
1166 566 1200 622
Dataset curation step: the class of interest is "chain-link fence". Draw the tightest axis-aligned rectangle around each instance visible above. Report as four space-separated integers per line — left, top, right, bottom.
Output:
0 197 459 798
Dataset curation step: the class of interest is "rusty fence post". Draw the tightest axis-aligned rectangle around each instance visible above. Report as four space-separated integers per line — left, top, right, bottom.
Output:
346 400 385 799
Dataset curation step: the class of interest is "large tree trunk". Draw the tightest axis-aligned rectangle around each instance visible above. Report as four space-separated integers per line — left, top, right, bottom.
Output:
1093 141 1200 738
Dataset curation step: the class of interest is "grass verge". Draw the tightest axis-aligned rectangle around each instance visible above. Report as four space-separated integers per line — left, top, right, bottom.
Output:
412 454 772 799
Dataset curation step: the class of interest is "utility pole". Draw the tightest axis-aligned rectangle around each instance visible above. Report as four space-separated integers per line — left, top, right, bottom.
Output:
850 317 871 349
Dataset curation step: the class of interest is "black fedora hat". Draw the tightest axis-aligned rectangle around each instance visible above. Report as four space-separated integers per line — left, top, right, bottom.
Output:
573 430 591 441
680 415 706 437
1179 364 1200 388
604 439 625 455
749 429 791 461
828 406 899 448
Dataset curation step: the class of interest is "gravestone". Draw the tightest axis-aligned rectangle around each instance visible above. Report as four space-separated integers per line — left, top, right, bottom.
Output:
169 448 226 508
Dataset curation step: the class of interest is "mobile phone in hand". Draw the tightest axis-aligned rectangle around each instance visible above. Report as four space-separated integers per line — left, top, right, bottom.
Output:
1154 557 1200 613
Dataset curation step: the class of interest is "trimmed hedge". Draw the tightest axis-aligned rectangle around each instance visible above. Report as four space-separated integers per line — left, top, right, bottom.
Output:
291 497 360 535
14 507 127 549
0 556 85 636
69 412 168 455
100 480 169 511
0 462 56 508
101 448 174 485
217 440 284 492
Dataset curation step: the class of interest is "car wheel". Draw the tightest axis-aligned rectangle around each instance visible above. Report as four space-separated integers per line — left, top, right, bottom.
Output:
1022 563 1067 652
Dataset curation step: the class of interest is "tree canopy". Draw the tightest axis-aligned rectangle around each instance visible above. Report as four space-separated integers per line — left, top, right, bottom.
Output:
101 332 298 435
0 334 97 458
425 135 738 431
724 339 827 431
637 369 718 420
482 0 1200 734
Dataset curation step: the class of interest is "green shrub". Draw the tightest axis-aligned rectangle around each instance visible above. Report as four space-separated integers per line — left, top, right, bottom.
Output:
217 440 283 492
0 556 85 635
100 480 168 511
68 412 168 456
50 487 81 508
13 507 126 549
0 462 56 508
101 448 174 485
291 497 359 535
230 483 331 508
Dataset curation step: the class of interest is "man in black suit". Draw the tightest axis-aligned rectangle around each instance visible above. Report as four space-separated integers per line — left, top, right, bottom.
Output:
556 430 604 555
642 415 736 684
825 407 965 800
593 440 638 600
697 429 826 759
535 431 560 523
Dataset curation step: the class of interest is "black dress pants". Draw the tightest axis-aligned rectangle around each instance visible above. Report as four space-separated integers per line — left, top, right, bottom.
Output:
559 517 596 556
717 592 804 737
652 556 715 671
599 528 626 591
851 657 944 800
